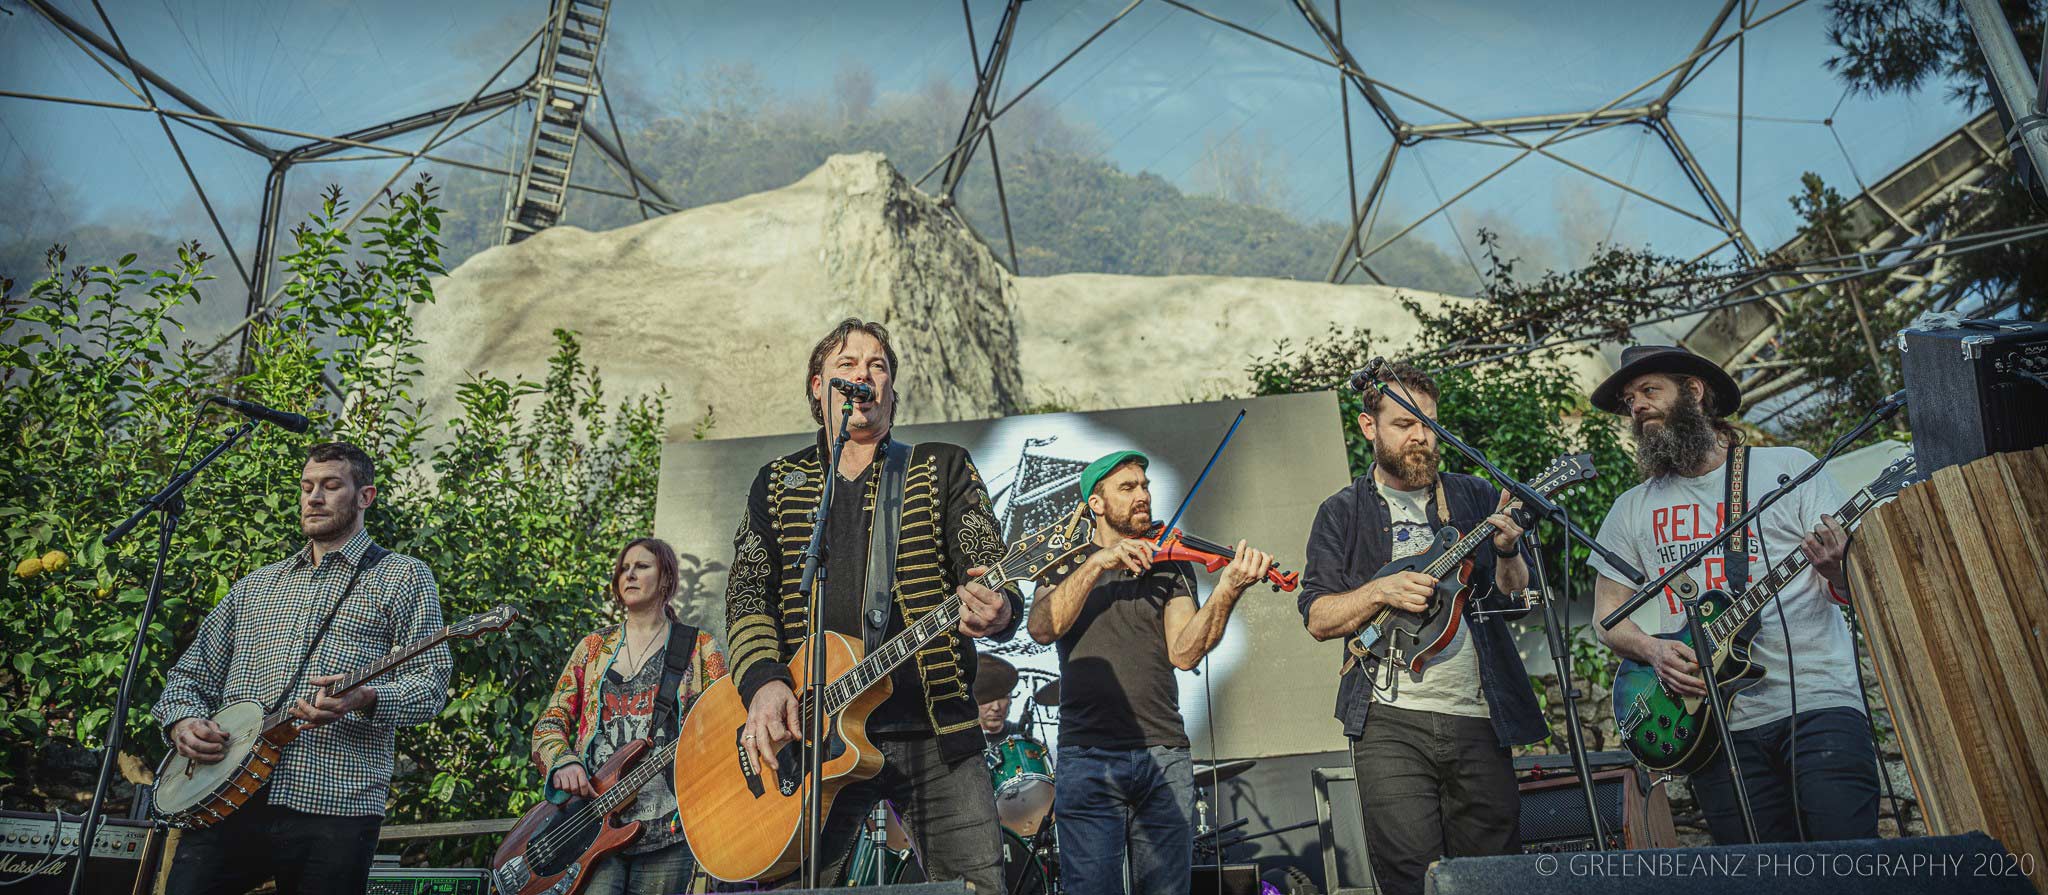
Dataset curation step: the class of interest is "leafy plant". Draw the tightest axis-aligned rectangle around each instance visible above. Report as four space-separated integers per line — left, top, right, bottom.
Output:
1 178 663 865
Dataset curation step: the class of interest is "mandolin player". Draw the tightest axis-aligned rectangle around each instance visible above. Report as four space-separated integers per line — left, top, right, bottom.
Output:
1296 363 1546 895
152 442 452 895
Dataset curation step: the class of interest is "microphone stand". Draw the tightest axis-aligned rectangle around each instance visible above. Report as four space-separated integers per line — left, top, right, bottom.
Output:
794 398 856 889
1360 380 1639 853
72 419 257 895
1595 391 1906 845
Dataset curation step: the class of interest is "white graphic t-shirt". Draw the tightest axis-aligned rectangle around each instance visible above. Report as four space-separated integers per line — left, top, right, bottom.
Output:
1374 480 1489 718
1589 446 1864 731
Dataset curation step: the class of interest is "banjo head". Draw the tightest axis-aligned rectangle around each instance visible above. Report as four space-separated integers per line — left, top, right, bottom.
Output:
152 700 269 820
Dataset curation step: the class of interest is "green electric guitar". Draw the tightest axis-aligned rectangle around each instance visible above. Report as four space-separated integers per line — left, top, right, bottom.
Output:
1611 455 1914 774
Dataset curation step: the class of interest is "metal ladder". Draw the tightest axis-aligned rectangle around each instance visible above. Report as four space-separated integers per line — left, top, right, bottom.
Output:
501 0 611 244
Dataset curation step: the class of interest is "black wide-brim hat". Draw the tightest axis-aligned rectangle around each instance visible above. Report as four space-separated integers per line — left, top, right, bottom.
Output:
1591 345 1743 418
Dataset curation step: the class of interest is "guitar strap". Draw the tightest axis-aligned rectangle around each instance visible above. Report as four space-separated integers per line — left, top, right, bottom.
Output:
861 439 914 653
1723 445 1751 597
267 544 391 715
647 621 701 741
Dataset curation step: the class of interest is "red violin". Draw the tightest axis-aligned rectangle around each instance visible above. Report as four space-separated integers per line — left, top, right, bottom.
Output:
1144 523 1300 592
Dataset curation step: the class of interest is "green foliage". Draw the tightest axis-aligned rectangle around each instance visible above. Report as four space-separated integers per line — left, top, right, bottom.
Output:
0 178 663 864
1826 0 2044 109
1769 173 1926 447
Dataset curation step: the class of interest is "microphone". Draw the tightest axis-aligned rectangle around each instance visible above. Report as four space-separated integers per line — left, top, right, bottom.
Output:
1347 357 1389 392
207 395 311 433
828 378 876 403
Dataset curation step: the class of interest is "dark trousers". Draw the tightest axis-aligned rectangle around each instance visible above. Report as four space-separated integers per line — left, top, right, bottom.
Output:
1690 706 1880 845
1053 745 1195 895
808 736 1004 892
164 796 381 895
1350 704 1519 895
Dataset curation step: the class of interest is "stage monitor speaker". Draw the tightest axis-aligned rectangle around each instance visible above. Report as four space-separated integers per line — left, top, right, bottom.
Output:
1900 319 2048 476
768 884 973 894
1514 752 1675 853
1424 832 2032 895
1192 862 1260 895
0 810 160 895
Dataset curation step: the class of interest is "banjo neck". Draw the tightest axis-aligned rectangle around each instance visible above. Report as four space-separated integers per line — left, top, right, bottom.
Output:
257 622 466 730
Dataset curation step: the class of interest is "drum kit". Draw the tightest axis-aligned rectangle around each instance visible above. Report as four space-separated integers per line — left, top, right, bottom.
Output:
837 654 1271 892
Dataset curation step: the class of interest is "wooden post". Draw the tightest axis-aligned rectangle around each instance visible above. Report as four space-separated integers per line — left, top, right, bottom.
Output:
1847 447 2048 890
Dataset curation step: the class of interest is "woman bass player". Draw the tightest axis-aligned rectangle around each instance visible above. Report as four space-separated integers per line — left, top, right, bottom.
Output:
525 538 728 894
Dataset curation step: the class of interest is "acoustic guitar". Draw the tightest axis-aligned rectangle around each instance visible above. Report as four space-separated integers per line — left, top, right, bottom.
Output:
672 513 1091 882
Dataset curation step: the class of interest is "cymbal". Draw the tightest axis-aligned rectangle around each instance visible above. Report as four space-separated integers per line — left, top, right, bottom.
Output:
1032 677 1061 706
1193 759 1257 787
974 653 1019 705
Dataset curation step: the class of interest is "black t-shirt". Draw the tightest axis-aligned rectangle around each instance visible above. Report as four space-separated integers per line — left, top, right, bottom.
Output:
1051 560 1197 749
821 464 925 734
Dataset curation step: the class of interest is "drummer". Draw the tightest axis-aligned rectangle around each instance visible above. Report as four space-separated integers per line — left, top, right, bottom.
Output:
1024 450 1275 895
976 653 1023 745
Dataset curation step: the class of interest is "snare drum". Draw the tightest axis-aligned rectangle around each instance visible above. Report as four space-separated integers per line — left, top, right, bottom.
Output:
987 735 1055 836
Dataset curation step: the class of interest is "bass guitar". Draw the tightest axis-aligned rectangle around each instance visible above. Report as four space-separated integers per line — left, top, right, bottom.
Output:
151 604 519 828
1350 454 1598 676
1611 455 1914 774
673 513 1092 882
490 733 681 895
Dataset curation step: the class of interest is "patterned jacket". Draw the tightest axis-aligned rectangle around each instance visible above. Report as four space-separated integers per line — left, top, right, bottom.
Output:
725 433 1022 760
529 625 727 801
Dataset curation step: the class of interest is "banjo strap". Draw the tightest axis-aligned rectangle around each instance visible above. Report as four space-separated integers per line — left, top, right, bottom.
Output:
266 545 391 716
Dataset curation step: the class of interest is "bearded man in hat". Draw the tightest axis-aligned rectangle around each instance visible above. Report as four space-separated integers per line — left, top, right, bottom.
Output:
1587 345 1879 844
1026 450 1277 895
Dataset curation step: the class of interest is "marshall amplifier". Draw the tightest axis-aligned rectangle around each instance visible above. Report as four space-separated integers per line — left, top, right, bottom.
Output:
0 810 159 895
1901 319 2048 476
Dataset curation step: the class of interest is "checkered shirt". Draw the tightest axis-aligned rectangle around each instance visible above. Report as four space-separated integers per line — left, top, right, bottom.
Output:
151 529 451 817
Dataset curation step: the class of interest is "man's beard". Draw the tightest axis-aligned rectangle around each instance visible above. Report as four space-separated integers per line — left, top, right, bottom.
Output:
301 502 361 541
1373 440 1440 486
1105 503 1152 539
1633 389 1719 479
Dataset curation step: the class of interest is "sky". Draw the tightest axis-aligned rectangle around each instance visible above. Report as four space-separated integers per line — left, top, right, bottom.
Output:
0 0 1978 294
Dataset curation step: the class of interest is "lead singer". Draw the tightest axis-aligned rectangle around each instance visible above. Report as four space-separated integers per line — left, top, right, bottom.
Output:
723 318 1023 890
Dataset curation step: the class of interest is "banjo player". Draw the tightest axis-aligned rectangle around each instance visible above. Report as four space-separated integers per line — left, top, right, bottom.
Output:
151 442 452 895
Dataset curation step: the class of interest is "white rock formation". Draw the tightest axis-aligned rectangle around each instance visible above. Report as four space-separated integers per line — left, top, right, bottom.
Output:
414 152 1603 438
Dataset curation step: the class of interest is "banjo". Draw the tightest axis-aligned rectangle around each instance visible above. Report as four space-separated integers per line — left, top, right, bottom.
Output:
151 604 518 828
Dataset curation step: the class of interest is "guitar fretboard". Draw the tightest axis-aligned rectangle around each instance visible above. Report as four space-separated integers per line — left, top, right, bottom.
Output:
1424 521 1501 580
1706 486 1877 645
808 551 1027 721
599 739 680 814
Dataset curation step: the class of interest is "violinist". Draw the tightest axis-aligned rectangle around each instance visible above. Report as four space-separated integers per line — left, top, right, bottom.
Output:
1296 362 1544 895
1026 450 1277 895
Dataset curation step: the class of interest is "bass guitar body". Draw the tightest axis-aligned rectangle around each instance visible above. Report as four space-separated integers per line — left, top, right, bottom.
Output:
1351 528 1474 675
1610 587 1765 774
490 739 652 895
673 631 891 882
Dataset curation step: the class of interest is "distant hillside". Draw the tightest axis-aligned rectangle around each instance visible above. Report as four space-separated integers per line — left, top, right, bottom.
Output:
428 68 1478 293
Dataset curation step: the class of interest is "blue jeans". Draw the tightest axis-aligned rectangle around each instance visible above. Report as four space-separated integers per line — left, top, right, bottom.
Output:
1053 745 1194 895
1690 706 1880 845
582 838 697 895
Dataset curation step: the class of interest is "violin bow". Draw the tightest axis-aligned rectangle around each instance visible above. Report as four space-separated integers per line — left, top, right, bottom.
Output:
1155 409 1247 547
